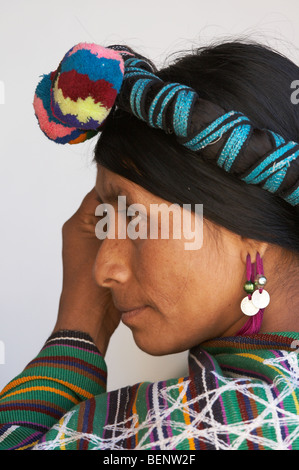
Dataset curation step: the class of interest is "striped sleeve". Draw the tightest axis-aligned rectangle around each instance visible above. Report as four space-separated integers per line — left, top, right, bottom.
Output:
0 330 107 450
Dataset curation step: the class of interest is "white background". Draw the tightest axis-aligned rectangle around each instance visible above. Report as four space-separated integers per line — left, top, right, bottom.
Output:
1 0 299 391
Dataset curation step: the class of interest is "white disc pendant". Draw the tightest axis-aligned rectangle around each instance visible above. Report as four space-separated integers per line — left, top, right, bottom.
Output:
240 296 260 316
252 289 270 309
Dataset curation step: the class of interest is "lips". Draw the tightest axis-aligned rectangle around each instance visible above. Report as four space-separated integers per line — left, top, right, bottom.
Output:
113 301 147 313
121 306 145 313
120 306 149 324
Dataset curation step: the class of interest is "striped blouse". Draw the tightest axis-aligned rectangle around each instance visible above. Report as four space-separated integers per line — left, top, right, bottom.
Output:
1 329 299 450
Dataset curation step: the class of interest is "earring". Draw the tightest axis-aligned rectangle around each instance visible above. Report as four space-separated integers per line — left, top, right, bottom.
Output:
240 253 270 316
240 253 260 316
251 252 270 310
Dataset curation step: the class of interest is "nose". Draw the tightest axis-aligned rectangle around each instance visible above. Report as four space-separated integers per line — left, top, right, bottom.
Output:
93 236 132 288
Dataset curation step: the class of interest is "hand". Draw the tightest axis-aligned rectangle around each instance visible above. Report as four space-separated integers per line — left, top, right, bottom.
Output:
53 187 121 355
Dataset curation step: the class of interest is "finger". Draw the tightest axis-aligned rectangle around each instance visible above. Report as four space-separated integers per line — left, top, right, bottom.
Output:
77 187 100 214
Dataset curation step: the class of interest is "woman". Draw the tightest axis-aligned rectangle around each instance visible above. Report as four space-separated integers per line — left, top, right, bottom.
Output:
1 38 299 450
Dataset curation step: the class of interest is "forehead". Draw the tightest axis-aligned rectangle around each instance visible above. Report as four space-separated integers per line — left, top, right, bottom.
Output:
95 165 144 202
95 164 170 207
96 165 126 186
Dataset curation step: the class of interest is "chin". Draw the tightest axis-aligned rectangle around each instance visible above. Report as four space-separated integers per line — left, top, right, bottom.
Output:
132 333 189 357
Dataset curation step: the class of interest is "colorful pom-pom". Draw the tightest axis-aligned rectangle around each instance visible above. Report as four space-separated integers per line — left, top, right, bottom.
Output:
33 42 125 144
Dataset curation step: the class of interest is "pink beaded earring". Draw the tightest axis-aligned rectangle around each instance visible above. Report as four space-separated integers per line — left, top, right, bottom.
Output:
237 252 270 335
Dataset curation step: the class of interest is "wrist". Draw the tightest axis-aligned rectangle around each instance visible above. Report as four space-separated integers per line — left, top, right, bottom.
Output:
54 292 111 356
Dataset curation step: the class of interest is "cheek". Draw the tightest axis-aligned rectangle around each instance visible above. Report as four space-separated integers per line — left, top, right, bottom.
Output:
132 237 194 310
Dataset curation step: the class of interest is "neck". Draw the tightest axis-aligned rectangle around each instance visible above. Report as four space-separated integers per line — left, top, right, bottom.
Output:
259 286 299 333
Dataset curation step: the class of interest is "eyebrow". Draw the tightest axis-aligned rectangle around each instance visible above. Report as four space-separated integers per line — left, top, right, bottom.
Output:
95 184 130 204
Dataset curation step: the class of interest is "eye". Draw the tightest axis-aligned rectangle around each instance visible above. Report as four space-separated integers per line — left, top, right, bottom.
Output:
97 208 138 221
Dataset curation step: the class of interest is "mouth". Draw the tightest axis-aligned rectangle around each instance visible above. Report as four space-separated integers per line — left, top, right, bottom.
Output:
120 306 149 325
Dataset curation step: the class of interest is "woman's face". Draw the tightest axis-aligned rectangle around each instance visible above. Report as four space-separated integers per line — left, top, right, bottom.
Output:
94 164 251 355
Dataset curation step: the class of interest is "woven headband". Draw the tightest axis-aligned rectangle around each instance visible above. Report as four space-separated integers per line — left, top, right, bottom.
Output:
33 42 299 207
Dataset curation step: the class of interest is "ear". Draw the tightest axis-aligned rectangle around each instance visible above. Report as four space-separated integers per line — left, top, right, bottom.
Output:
240 238 269 265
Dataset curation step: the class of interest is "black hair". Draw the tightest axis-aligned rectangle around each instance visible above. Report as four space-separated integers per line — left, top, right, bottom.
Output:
93 37 299 260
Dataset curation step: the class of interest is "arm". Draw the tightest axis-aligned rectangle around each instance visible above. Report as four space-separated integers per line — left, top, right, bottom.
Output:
0 188 121 449
0 330 106 450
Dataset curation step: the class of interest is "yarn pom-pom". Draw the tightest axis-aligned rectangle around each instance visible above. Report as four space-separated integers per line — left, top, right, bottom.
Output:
33 42 125 144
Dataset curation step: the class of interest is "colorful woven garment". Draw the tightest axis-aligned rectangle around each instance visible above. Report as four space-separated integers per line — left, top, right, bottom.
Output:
1 329 299 450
